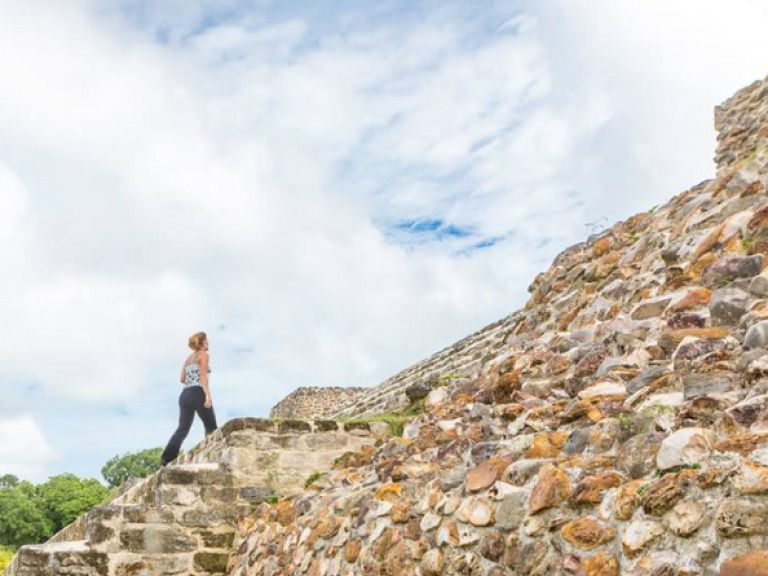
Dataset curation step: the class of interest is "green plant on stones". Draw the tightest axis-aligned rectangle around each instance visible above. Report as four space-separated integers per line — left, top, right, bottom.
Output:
305 471 323 488
616 413 634 432
654 463 701 477
263 494 280 505
649 402 675 415
338 403 424 437
742 237 755 252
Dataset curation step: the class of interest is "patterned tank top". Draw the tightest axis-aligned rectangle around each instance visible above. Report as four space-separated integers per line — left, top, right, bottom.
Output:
183 355 211 387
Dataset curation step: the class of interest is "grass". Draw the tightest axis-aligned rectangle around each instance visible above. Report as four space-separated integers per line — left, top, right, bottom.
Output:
264 494 280 505
304 471 323 489
617 413 633 432
337 401 425 437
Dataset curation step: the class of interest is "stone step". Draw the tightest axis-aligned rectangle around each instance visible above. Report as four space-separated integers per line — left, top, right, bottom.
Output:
7 540 231 576
8 541 108 576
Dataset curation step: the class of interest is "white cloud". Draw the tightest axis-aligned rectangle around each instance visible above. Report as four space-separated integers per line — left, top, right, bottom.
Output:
0 416 56 482
2 0 768 479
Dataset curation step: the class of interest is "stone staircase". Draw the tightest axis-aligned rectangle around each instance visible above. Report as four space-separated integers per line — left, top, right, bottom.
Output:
5 418 380 576
329 310 525 418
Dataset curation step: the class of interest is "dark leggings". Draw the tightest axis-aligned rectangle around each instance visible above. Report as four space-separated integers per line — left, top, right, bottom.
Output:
161 386 218 465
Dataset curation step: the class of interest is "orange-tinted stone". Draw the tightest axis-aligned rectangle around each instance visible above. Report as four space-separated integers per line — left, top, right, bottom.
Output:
344 540 362 563
671 288 712 312
529 466 571 514
613 480 645 521
375 483 402 501
572 472 623 505
721 550 768 576
274 501 296 526
466 457 512 492
582 553 620 576
593 237 611 258
561 517 616 550
391 499 412 523
526 432 570 458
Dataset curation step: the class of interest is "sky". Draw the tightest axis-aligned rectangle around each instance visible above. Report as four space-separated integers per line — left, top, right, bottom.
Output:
1 0 768 482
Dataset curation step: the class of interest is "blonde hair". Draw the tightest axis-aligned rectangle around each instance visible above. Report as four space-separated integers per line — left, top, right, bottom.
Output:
188 331 207 351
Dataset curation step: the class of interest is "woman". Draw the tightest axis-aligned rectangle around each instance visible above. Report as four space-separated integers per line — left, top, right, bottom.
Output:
161 331 218 465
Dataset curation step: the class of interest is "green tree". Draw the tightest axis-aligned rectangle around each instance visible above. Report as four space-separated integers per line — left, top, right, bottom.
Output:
0 475 19 489
101 447 163 488
0 488 52 548
35 474 108 533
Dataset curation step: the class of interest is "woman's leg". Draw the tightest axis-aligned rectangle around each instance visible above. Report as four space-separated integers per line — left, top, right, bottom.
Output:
191 387 218 435
161 390 195 464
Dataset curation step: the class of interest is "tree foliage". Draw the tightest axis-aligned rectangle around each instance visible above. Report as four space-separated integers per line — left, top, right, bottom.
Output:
0 488 52 548
35 474 109 533
101 447 163 488
0 474 19 489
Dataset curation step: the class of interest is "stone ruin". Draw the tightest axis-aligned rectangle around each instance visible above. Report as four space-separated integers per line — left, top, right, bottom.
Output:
269 388 367 420
5 419 381 576
10 73 768 575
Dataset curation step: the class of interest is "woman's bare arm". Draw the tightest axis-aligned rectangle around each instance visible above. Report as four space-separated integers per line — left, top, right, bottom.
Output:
180 365 186 383
199 350 212 407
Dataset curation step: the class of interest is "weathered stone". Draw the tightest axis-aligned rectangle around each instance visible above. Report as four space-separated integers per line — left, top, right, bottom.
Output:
641 470 697 515
119 526 197 554
622 519 664 557
702 254 763 287
420 549 444 576
193 552 228 573
618 433 664 479
750 273 768 297
709 287 749 326
526 432 569 458
572 472 623 505
529 466 571 514
561 517 616 550
466 457 511 492
564 429 590 454
575 346 609 378
683 372 737 399
721 550 768 576
496 490 527 530
632 297 671 320
405 381 431 402
344 540 362 563
716 498 768 537
627 366 668 396
668 312 707 329
664 499 705 536
732 462 768 494
581 553 620 576
613 480 645 520
479 532 506 562
456 496 495 527
745 320 768 349
671 288 712 312
656 428 716 470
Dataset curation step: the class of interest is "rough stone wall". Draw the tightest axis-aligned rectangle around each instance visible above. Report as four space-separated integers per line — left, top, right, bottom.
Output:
715 77 768 172
270 387 367 419
228 74 768 575
329 312 524 418
5 418 381 576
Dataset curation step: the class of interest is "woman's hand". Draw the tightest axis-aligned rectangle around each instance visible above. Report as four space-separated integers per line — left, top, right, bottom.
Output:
204 395 213 409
